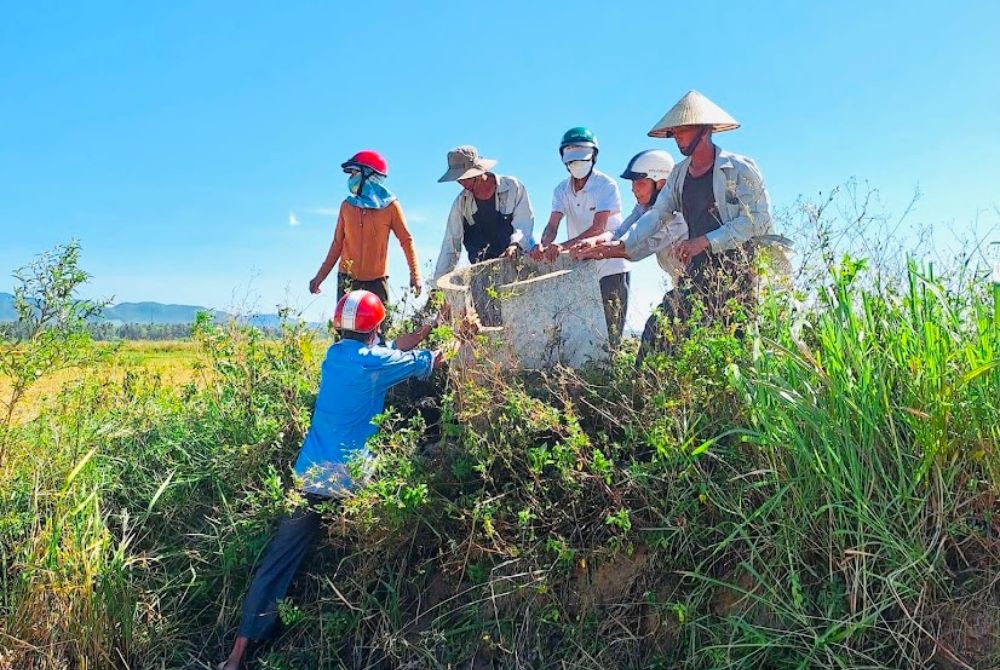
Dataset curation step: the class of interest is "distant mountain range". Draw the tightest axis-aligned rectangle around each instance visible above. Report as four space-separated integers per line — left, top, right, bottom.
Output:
0 292 316 327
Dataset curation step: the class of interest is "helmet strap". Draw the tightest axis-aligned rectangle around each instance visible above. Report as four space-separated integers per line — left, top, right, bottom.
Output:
648 183 663 208
679 126 710 157
355 166 376 196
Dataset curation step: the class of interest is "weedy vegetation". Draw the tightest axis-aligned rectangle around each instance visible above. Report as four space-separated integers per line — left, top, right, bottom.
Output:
1 188 998 669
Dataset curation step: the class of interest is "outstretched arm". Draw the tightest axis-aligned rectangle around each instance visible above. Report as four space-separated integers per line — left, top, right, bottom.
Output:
563 210 610 247
432 200 466 285
530 211 564 260
393 323 433 352
509 181 537 251
389 202 422 295
310 210 346 293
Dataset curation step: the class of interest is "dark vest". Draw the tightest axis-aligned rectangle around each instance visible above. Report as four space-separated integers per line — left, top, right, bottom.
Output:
463 196 514 263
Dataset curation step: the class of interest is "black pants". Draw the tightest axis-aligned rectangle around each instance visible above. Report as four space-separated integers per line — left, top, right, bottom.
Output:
336 273 389 304
637 265 756 364
637 289 691 364
237 494 331 641
599 272 630 347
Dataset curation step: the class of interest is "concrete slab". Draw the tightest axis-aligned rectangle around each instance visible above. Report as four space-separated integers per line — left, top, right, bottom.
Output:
437 255 609 370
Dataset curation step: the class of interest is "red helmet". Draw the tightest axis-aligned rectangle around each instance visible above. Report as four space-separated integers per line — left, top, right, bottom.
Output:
340 150 388 177
334 290 386 333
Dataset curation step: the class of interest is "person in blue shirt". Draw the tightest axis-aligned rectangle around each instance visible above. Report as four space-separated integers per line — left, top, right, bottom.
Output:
219 290 443 670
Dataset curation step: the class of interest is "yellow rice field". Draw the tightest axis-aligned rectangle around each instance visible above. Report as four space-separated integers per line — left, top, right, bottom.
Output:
0 340 204 423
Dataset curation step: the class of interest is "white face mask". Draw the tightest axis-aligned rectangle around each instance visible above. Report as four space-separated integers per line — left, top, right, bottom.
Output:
566 160 592 180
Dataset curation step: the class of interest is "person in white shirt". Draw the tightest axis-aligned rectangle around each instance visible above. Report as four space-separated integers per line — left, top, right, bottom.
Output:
432 145 536 286
530 127 630 344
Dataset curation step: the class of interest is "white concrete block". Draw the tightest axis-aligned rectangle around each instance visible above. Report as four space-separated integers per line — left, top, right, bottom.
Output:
437 255 609 370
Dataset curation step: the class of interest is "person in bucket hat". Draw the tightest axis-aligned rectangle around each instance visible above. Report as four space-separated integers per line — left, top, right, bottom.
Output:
217 290 446 670
432 145 536 284
575 91 775 361
532 127 631 345
309 149 423 304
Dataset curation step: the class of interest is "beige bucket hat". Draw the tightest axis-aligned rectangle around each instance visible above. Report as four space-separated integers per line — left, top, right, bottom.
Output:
437 145 498 183
647 90 740 138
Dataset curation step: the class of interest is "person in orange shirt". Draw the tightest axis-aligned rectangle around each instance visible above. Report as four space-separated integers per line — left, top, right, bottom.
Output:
309 150 422 303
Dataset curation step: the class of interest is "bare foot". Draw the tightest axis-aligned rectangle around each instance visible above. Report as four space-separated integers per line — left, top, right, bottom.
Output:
218 636 249 670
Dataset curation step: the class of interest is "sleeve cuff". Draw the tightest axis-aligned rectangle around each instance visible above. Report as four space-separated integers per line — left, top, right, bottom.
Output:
705 228 728 254
415 349 434 380
623 236 641 259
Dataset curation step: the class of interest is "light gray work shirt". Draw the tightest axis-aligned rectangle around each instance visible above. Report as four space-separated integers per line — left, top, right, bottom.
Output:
618 146 772 261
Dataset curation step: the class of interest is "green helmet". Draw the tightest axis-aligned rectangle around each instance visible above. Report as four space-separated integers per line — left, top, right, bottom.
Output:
559 126 599 154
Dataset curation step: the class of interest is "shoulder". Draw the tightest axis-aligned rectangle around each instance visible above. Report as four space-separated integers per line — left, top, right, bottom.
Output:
592 168 617 185
591 171 621 199
498 175 528 199
498 174 525 191
592 170 619 192
364 342 404 359
322 340 357 367
553 178 571 198
386 200 405 217
719 150 764 177
450 189 468 210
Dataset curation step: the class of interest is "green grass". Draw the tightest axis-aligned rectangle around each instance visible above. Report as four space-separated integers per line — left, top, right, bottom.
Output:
1 247 998 669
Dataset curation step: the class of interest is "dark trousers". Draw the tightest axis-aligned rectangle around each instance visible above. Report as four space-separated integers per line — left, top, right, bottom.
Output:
637 289 691 364
336 273 389 304
599 272 630 346
237 494 330 641
637 267 756 365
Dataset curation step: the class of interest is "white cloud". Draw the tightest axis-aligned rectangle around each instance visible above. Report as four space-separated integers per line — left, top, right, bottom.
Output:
288 211 300 227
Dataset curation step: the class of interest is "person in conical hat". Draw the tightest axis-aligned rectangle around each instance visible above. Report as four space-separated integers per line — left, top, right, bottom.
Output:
573 90 775 362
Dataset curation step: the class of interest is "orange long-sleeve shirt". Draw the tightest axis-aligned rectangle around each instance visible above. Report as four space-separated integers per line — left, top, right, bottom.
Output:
317 200 420 282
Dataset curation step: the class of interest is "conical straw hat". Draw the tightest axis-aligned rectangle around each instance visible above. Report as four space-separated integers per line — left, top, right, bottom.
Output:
647 90 740 138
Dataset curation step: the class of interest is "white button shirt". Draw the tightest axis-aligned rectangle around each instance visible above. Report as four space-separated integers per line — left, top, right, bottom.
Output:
551 169 629 278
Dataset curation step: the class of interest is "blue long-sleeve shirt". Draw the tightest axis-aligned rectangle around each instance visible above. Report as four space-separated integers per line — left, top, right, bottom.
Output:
293 339 433 496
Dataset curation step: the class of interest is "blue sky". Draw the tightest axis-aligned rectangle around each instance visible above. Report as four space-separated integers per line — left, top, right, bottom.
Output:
2 1 998 327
